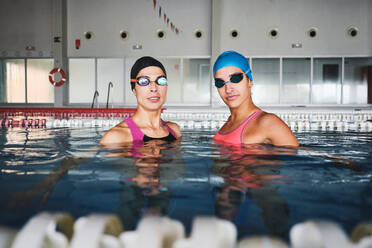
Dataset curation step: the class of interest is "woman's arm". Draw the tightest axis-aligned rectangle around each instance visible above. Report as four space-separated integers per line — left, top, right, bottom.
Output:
100 123 132 147
260 113 299 147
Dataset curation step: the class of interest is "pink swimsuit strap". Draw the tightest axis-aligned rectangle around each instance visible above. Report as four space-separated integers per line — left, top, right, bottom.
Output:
161 120 177 139
214 110 263 144
124 117 144 142
124 117 177 142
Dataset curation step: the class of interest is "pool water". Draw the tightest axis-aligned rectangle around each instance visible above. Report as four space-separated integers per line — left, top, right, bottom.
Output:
0 127 371 241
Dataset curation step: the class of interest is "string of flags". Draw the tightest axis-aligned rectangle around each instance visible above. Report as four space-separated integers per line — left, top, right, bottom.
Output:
153 0 179 35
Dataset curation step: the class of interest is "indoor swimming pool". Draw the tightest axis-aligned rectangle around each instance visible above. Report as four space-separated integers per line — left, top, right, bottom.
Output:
0 122 371 246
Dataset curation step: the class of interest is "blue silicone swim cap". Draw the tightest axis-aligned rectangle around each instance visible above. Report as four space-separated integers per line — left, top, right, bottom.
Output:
213 50 253 81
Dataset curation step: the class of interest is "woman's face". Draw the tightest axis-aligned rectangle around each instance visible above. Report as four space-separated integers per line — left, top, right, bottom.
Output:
214 66 252 109
133 66 167 111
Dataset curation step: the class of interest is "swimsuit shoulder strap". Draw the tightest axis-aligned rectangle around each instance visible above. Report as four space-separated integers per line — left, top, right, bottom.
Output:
240 109 264 143
241 109 263 126
213 110 264 144
162 120 177 139
218 109 263 135
124 117 144 141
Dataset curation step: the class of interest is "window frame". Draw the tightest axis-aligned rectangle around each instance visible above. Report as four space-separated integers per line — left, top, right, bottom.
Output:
0 57 55 106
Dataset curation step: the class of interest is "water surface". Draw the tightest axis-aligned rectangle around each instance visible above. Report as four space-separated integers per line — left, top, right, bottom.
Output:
0 127 371 240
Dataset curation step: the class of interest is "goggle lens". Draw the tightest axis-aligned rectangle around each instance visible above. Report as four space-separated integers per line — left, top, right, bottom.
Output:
137 77 150 86
214 73 244 88
134 76 168 86
230 73 244 83
156 77 167 86
215 79 225 88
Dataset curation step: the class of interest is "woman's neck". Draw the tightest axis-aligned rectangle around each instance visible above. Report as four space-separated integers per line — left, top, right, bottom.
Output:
229 97 259 122
132 107 163 129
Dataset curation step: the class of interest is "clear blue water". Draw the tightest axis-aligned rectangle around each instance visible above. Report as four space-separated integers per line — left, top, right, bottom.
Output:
0 127 371 241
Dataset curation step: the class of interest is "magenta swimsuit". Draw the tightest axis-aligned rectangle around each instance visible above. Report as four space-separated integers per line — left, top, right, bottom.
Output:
124 117 177 142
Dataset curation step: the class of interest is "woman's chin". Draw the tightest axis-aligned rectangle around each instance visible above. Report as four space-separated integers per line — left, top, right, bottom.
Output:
143 103 164 111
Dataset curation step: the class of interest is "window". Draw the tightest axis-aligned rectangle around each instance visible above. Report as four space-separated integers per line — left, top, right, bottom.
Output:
66 56 371 106
183 58 210 104
27 59 54 103
1 59 25 103
0 58 53 103
69 58 95 104
97 59 124 106
312 58 342 104
252 58 280 104
158 58 182 104
282 58 311 104
343 57 372 104
124 58 137 105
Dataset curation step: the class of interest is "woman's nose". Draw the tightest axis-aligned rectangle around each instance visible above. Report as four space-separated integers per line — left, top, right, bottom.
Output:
149 81 158 92
224 82 233 92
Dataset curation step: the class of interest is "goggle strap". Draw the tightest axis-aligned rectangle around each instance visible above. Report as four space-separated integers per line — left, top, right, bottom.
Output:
245 70 253 81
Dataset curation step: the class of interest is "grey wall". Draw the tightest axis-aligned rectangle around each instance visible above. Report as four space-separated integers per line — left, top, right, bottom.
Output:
1 0 371 58
215 0 371 57
0 0 53 57
67 0 212 57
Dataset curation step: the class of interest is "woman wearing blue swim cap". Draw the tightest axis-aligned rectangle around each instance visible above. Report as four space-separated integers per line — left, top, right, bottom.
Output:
213 51 299 147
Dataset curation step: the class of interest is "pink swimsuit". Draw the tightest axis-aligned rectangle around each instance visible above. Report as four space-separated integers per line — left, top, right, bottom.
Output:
213 110 263 144
124 117 177 157
124 117 177 142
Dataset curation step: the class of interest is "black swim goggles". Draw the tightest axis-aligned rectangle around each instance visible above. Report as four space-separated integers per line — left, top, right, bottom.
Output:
214 73 245 88
130 76 167 86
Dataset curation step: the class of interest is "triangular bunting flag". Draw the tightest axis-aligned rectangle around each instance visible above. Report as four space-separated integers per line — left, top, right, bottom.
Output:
150 2 181 34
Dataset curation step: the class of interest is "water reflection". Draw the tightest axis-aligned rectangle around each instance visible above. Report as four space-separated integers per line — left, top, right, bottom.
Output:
2 128 370 240
211 143 297 237
7 156 83 212
104 139 185 230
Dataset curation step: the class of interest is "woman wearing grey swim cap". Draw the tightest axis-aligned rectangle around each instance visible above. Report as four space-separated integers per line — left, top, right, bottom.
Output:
100 56 181 146
213 51 299 147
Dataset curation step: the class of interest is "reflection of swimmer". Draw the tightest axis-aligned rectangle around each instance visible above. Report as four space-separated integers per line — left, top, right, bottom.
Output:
211 143 291 237
107 139 185 188
298 147 361 171
7 156 84 212
100 56 181 147
214 143 295 166
106 139 186 230
212 51 298 147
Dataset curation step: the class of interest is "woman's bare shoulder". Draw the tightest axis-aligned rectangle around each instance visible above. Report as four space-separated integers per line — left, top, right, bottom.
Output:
99 121 132 146
257 112 299 147
165 121 182 138
258 112 284 126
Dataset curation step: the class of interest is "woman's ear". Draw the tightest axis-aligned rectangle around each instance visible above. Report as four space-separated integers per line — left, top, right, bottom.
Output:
132 88 137 96
248 79 253 88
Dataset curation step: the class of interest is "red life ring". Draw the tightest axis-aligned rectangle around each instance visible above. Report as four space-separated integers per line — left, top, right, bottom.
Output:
49 68 66 86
